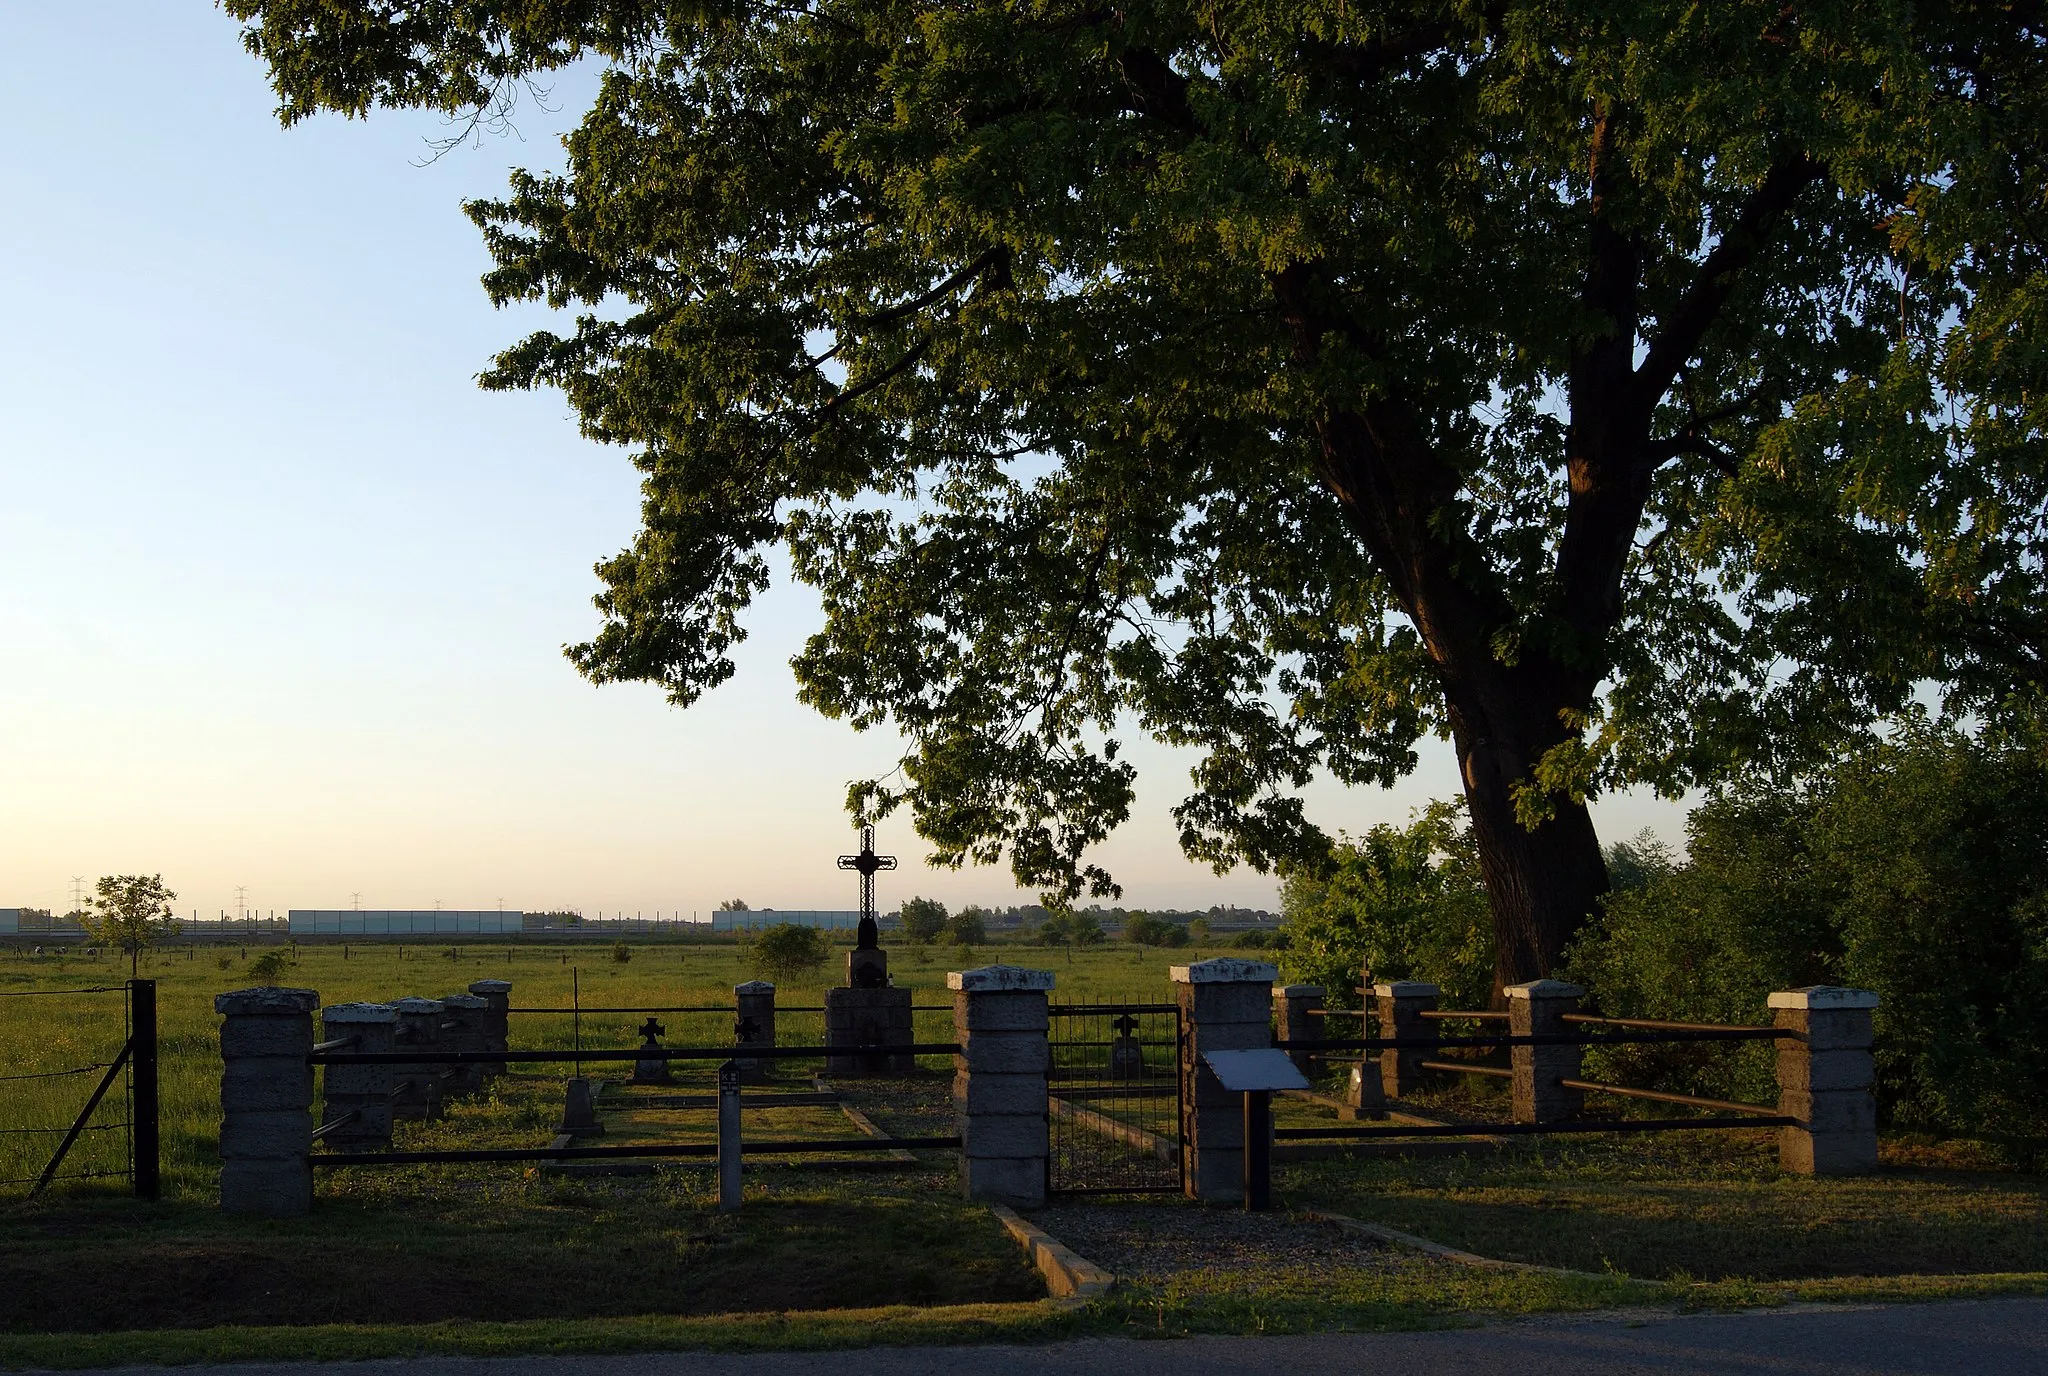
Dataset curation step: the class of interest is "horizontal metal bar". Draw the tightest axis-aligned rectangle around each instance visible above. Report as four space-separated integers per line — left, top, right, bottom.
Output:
310 1109 363 1143
508 1005 956 1015
1561 1014 1778 1034
1559 1079 1781 1116
0 1064 108 1082
310 1035 360 1054
0 987 128 998
1051 1003 1178 1015
1278 1027 1788 1051
1420 1059 1511 1079
1047 1186 1183 1196
312 1136 960 1167
1274 1115 1798 1140
1419 1010 1510 1021
312 1043 963 1065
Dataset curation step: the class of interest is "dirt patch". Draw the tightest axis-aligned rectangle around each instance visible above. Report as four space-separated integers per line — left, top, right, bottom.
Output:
1026 1200 1394 1286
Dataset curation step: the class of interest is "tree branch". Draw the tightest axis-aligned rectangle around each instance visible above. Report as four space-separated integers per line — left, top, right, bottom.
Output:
859 246 1009 330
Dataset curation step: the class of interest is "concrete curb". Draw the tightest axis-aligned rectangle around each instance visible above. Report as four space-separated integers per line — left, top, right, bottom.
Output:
990 1205 1115 1304
1300 1208 1608 1280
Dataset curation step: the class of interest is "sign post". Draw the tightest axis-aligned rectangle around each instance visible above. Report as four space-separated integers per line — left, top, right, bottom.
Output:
1202 1048 1310 1211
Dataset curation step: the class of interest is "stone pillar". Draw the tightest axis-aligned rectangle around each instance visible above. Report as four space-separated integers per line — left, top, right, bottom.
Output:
734 980 776 1083
951 964 1052 1207
825 986 914 1075
318 1003 395 1151
438 993 491 1095
1507 979 1584 1123
1273 984 1325 1077
1373 981 1439 1099
1174 957 1277 1203
1771 987 1880 1175
217 986 319 1218
391 996 446 1121
467 979 512 1080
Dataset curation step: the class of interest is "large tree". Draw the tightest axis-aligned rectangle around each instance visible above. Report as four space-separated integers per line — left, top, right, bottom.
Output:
225 0 2046 990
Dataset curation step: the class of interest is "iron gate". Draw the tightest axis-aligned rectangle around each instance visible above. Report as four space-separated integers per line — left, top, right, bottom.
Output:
1046 1001 1182 1194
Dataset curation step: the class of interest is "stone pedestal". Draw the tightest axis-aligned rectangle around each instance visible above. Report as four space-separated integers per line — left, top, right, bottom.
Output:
1772 987 1880 1175
217 986 319 1218
1174 958 1278 1203
466 979 512 1080
438 993 490 1095
1373 981 1439 1099
1273 984 1325 1076
847 946 889 989
952 965 1052 1207
559 1077 604 1136
824 986 914 1074
1507 979 1584 1123
391 996 446 1121
319 1002 395 1150
734 980 776 1083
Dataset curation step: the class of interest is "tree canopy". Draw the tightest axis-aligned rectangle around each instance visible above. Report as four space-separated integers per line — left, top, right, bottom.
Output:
81 874 180 976
226 0 2047 987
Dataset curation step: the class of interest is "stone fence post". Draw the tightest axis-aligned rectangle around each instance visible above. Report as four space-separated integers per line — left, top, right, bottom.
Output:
391 997 446 1121
1507 979 1584 1123
1174 958 1277 1203
951 964 1053 1208
318 1002 395 1151
1771 987 1880 1175
467 979 512 1079
438 994 491 1095
1273 984 1324 1077
1373 981 1439 1099
217 987 319 1218
734 980 776 1083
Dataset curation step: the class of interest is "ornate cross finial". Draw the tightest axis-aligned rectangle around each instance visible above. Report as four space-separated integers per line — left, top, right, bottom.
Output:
836 824 898 946
638 1016 665 1042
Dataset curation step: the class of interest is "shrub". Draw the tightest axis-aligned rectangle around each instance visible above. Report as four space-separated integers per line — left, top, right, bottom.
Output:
611 941 632 964
1123 914 1190 947
1231 929 1273 950
944 909 987 948
1280 802 1492 1011
1566 727 2048 1136
245 949 290 985
752 923 828 982
899 896 949 944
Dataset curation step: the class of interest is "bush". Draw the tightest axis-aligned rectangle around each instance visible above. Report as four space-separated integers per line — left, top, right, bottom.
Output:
1231 929 1273 950
899 896 948 944
1566 727 2048 1136
944 908 987 948
245 949 290 985
752 923 828 982
1123 914 1191 948
611 941 632 964
1280 802 1492 1011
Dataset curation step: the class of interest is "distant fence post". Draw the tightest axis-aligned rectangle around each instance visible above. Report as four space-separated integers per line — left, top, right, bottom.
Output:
216 987 319 1218
1771 987 1880 1176
951 964 1053 1208
734 980 776 1083
1507 979 1585 1123
438 994 491 1095
391 997 446 1121
1175 958 1278 1204
466 979 512 1079
320 1003 396 1150
1373 981 1439 1099
1273 984 1324 1077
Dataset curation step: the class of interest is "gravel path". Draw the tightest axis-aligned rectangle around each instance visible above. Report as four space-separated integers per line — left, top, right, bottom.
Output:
1026 1201 1393 1285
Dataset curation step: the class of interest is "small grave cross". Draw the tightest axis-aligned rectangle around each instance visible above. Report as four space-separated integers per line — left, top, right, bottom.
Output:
1110 1012 1140 1038
638 1016 665 1042
734 1014 762 1041
836 824 898 948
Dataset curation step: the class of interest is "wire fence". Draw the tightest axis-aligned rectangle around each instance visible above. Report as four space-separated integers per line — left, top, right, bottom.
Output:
0 981 151 1200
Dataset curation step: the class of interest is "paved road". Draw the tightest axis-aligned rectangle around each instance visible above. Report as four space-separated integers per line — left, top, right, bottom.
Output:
35 1299 2048 1376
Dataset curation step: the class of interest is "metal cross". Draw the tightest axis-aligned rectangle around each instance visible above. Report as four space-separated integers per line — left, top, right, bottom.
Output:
1111 1013 1140 1038
836 824 898 930
638 1016 665 1042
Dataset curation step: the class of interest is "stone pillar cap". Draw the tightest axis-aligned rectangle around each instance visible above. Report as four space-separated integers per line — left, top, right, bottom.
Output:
1505 979 1585 999
1768 986 1880 1010
215 988 319 1015
467 979 512 995
322 1002 396 1023
392 996 446 1014
734 980 776 994
1171 958 1279 984
1370 981 1440 997
440 993 488 1009
948 964 1055 992
1277 984 1324 998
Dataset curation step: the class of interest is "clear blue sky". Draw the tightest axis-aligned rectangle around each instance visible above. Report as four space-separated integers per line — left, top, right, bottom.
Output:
0 3 1689 922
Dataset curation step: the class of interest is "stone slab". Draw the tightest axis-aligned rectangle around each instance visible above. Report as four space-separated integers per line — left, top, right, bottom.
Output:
216 987 319 1016
1171 958 1279 984
1769 986 1880 1010
948 965 1055 992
